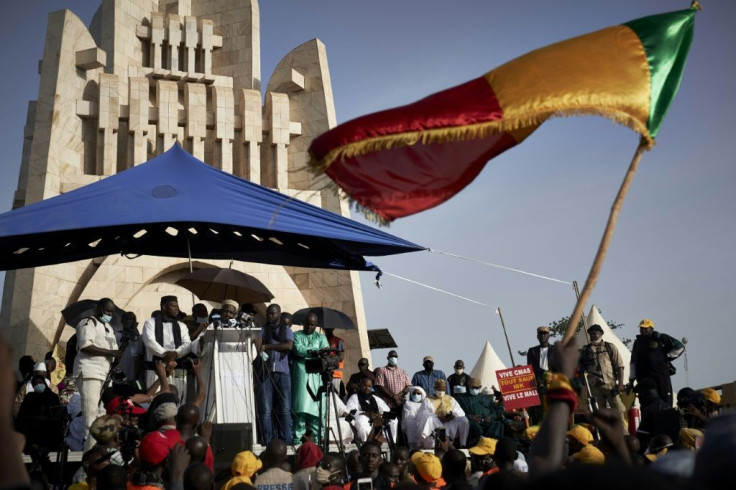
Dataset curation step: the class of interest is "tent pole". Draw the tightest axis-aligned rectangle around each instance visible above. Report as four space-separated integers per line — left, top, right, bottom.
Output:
496 307 516 366
562 138 649 345
185 235 196 306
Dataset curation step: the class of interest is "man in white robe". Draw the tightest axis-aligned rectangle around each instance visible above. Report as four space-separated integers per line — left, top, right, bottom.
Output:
416 379 469 448
345 378 398 443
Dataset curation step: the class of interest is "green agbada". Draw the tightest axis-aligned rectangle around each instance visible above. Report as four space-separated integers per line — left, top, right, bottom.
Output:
455 392 505 442
291 330 329 440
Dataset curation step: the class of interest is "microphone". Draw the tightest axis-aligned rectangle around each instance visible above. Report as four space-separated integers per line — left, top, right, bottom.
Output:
211 312 221 329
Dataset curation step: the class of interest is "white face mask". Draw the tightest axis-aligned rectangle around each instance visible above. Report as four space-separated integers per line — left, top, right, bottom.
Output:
455 368 464 375
411 393 422 403
388 357 398 366
435 390 445 398
470 388 481 396
315 467 334 484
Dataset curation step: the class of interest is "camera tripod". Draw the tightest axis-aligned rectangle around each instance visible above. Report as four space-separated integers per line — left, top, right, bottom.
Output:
307 369 348 457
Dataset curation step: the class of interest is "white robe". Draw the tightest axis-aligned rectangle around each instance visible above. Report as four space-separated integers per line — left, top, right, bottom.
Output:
345 393 398 443
402 386 426 449
416 393 469 447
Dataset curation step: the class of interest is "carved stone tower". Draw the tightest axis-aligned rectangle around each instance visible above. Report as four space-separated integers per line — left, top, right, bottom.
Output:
1 0 371 372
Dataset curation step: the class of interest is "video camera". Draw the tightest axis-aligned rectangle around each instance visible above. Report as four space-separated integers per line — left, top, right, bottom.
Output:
305 348 341 374
111 370 139 398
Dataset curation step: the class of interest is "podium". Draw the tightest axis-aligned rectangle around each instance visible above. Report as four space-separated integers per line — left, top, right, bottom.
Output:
200 327 260 435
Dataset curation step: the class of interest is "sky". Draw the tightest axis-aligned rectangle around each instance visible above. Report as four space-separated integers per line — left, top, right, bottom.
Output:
0 1 734 394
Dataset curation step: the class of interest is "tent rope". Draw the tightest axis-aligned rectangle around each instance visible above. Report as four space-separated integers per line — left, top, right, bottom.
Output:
381 271 499 311
428 248 572 285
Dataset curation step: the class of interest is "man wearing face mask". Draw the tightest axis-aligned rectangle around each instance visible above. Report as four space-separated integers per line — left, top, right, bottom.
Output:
374 350 412 430
456 377 505 446
15 374 64 451
402 386 427 449
314 454 347 490
417 379 470 448
447 360 471 397
74 297 123 450
411 355 447 397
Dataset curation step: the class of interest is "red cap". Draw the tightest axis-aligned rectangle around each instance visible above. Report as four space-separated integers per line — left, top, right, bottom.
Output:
138 431 176 466
105 396 147 416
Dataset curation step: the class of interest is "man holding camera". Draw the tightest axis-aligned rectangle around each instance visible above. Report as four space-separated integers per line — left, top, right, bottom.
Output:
142 295 205 402
291 311 330 444
578 324 627 430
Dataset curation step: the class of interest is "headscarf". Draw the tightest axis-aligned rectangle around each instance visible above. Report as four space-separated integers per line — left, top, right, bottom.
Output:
295 442 323 470
222 451 262 490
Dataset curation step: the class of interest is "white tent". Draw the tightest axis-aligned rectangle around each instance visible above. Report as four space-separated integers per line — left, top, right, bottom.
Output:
470 340 508 390
575 304 632 382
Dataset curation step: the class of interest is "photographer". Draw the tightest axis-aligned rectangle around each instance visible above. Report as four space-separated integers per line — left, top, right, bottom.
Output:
291 311 329 444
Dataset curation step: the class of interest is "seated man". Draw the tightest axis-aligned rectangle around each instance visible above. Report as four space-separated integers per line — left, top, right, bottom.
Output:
416 379 469 448
15 374 64 451
345 378 397 443
455 377 505 446
401 386 426 450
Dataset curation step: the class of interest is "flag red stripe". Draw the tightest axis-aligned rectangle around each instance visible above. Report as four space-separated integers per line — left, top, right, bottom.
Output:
326 132 518 220
310 77 504 156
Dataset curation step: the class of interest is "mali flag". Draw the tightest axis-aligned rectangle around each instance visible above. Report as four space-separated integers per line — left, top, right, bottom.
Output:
308 9 696 222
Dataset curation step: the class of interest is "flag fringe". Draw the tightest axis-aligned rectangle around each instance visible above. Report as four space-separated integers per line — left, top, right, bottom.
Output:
308 109 655 173
307 108 656 224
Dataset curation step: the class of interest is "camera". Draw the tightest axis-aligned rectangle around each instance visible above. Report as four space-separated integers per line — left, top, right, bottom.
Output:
119 425 146 444
305 349 341 374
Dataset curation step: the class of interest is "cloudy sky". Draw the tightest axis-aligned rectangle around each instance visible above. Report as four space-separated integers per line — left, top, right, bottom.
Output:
0 1 734 393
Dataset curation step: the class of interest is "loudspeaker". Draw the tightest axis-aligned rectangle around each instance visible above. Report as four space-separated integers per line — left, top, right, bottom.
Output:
211 423 253 473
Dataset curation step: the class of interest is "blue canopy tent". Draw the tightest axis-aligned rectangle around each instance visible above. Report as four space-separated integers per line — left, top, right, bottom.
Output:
0 144 425 271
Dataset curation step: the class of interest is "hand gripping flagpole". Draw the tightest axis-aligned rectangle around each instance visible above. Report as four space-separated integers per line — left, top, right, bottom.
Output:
562 138 649 345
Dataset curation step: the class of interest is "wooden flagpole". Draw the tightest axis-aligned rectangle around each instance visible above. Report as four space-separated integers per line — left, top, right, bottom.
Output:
562 138 649 345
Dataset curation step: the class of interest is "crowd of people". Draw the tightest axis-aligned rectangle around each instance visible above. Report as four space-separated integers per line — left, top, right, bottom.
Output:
2 295 733 490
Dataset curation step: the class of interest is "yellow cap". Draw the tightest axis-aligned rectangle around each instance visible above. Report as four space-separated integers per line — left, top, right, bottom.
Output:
639 319 655 329
701 387 721 405
410 452 442 483
571 445 605 464
567 425 594 446
468 437 498 455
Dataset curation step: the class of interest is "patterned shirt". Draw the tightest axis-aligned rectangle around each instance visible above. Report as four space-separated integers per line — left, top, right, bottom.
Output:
374 365 411 409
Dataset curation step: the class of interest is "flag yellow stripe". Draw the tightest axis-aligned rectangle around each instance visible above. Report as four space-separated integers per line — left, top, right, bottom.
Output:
486 25 652 142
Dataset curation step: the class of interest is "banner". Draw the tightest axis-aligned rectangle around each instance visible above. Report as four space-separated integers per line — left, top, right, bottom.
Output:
496 364 541 411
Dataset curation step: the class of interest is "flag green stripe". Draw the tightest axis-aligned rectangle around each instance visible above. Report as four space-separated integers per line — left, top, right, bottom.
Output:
624 9 695 138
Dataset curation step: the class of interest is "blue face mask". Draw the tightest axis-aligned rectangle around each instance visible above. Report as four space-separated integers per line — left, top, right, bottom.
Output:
100 314 113 323
33 383 46 394
196 317 208 324
470 388 481 396
388 357 398 366
411 393 422 403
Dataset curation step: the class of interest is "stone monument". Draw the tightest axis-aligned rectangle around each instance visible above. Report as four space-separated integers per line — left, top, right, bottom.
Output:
0 0 371 375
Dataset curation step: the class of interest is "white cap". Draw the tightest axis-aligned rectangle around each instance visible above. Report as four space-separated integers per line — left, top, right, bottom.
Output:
33 362 47 373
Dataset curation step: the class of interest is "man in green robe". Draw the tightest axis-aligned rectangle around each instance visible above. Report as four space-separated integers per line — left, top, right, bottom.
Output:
455 377 506 446
291 311 329 444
